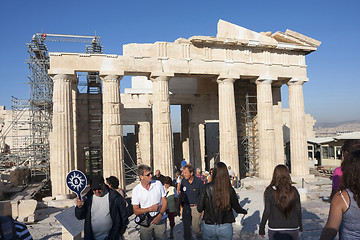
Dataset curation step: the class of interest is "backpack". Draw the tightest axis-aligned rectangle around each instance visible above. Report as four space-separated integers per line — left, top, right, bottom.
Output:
0 216 16 240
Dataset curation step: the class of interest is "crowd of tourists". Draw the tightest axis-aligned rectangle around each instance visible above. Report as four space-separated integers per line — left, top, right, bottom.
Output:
73 139 360 240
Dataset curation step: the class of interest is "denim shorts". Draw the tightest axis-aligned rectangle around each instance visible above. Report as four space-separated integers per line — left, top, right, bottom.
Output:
203 223 233 240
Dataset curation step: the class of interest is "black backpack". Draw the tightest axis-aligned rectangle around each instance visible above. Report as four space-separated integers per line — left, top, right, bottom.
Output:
0 216 16 240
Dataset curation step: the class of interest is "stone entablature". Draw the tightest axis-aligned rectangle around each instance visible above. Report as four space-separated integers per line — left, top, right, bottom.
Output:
49 21 319 82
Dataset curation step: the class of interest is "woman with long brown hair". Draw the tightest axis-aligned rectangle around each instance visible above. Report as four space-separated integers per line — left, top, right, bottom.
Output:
197 162 247 240
320 149 360 239
259 164 302 240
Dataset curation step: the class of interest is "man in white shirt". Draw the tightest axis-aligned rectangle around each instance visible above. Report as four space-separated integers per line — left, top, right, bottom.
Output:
132 165 168 240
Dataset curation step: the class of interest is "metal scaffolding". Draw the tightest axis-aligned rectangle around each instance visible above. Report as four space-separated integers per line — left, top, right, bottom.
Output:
26 34 53 178
3 33 139 183
240 94 259 177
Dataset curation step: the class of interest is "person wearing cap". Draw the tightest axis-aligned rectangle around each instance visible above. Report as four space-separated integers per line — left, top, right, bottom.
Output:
106 176 126 198
180 164 204 240
75 175 128 240
132 164 168 240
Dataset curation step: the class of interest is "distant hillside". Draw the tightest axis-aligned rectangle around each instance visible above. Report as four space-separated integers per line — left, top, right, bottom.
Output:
315 120 360 128
314 120 360 137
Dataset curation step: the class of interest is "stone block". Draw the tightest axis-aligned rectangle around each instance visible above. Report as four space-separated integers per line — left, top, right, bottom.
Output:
0 201 11 216
47 199 76 208
42 196 54 203
10 196 23 218
27 214 35 223
56 194 69 200
62 226 81 240
18 199 37 219
9 167 30 186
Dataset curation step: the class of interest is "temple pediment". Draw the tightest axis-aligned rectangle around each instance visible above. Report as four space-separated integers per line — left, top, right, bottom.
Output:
217 19 279 46
216 19 321 48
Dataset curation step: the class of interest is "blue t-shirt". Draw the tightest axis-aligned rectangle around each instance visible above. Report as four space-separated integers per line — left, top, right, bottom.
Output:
180 176 204 205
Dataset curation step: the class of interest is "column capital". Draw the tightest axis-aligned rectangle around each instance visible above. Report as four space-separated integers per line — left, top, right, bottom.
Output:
216 77 236 85
149 73 173 82
217 74 238 81
100 75 123 83
287 78 308 86
272 80 283 87
255 76 275 85
51 74 78 83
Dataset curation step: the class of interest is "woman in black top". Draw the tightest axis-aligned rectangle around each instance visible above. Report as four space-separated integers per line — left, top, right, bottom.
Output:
197 162 247 240
259 164 302 240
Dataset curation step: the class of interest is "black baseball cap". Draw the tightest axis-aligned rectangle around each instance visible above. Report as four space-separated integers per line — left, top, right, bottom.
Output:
106 176 119 189
90 175 104 190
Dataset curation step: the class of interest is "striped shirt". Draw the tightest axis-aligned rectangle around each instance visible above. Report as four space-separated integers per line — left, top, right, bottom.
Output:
14 221 33 240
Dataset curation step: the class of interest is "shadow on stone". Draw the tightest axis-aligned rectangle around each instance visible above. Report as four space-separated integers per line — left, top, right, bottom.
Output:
240 210 260 234
240 197 251 207
35 207 63 221
38 232 62 240
302 208 324 238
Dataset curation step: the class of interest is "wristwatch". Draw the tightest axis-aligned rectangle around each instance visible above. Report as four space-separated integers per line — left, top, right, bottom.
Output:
160 212 164 216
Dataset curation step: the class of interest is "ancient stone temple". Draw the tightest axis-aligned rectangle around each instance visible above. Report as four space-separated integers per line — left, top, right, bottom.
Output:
48 20 320 196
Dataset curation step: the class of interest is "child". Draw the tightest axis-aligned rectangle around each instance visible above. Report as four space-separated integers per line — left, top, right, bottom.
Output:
163 176 178 239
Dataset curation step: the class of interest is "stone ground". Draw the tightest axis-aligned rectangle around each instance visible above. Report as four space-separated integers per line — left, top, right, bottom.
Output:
27 175 333 240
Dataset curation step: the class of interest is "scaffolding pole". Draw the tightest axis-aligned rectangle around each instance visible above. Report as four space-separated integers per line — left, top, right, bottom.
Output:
240 94 259 177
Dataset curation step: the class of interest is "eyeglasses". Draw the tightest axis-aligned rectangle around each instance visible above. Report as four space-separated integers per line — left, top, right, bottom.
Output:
144 172 153 177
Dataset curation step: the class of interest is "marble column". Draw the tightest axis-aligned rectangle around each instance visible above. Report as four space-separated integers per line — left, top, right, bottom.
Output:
151 75 173 178
71 82 78 170
272 83 285 166
50 74 76 196
101 75 125 190
136 122 152 167
217 77 239 177
287 79 309 176
256 78 276 179
199 123 206 171
181 105 190 163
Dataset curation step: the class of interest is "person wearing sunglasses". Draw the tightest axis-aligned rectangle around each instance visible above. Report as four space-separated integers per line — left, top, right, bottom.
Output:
75 175 128 240
132 164 168 240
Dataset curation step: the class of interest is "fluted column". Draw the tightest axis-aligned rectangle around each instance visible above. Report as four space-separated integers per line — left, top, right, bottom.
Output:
256 78 276 179
151 75 173 178
50 74 76 196
199 123 206 171
272 83 285 166
181 105 190 163
217 77 239 177
101 75 125 190
136 122 152 167
71 81 78 170
288 79 309 176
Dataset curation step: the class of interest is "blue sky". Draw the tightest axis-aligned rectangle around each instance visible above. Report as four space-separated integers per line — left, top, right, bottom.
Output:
1 0 359 128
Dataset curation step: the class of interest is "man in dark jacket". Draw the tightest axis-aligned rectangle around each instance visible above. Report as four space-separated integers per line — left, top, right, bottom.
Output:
75 175 128 240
